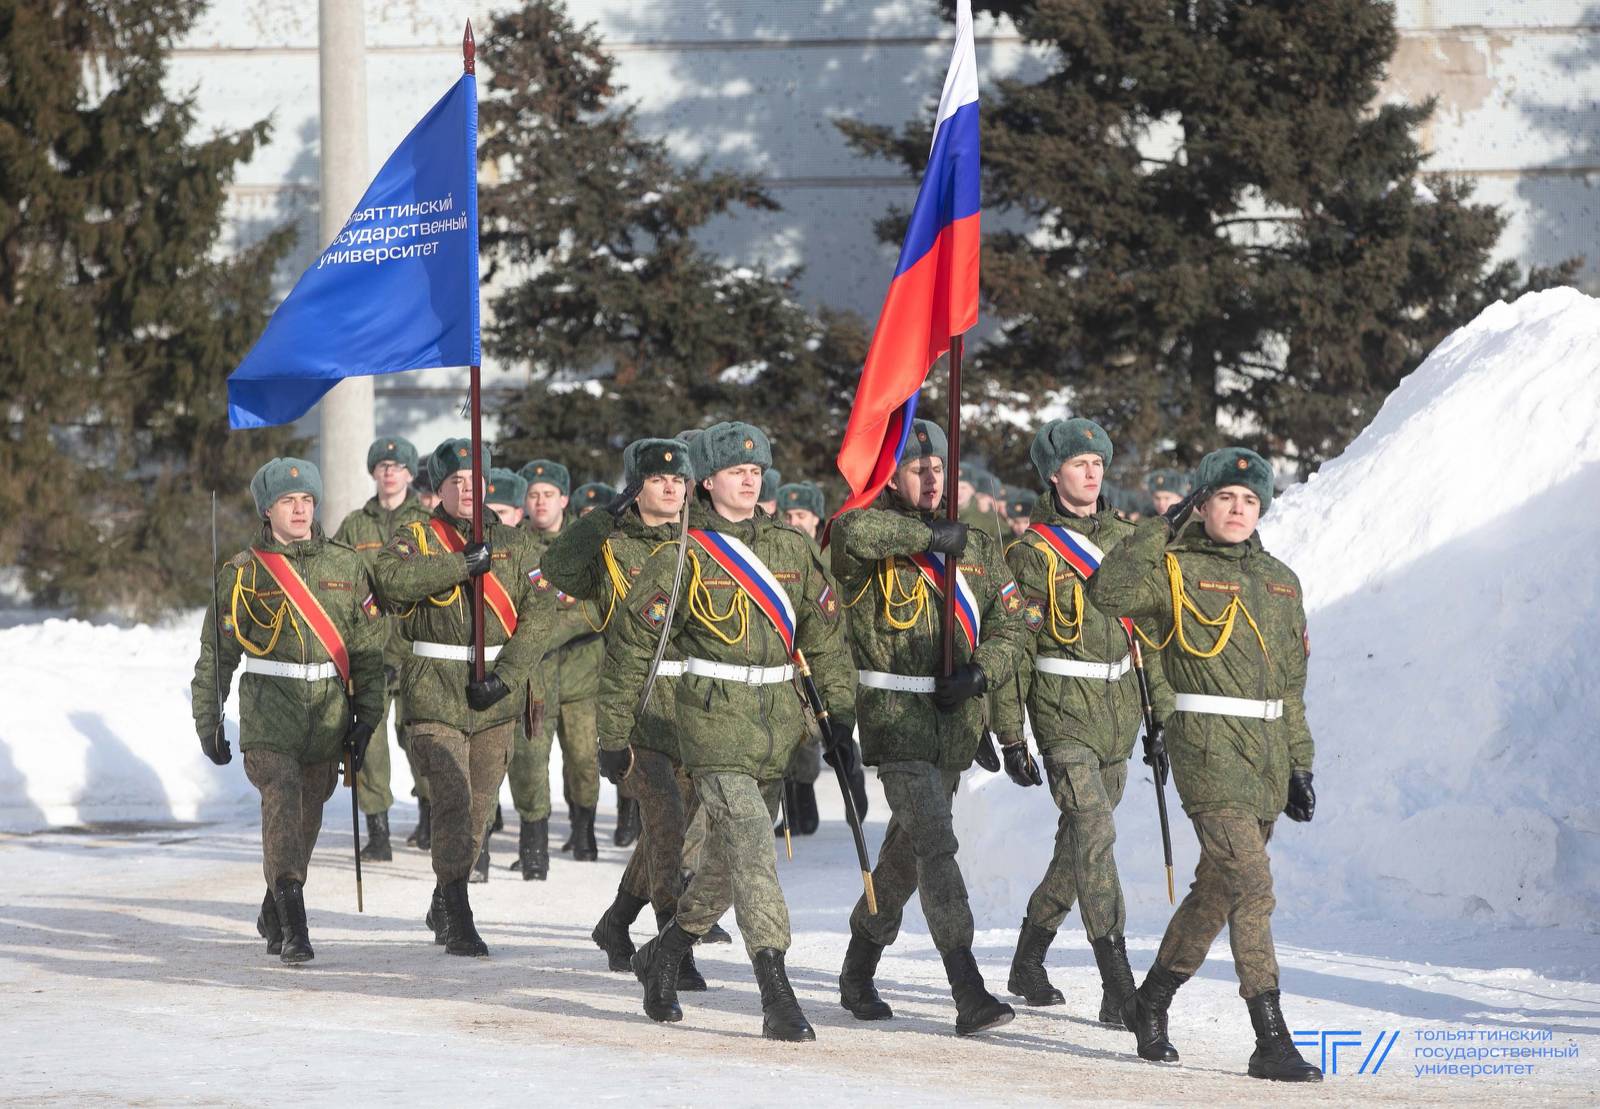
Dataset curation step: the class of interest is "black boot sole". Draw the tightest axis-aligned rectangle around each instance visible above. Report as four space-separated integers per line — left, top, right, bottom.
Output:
279 946 314 965
1123 994 1181 1062
763 1019 816 1042
840 997 894 1021
359 846 392 862
700 924 732 944
1249 1058 1324 1082
955 1007 1014 1036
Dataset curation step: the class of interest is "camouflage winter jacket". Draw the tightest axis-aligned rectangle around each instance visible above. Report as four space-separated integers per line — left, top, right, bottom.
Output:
992 497 1172 765
1087 517 1314 822
830 491 1031 772
525 519 606 705
543 506 683 760
332 493 432 676
373 507 558 733
598 500 856 780
191 526 385 764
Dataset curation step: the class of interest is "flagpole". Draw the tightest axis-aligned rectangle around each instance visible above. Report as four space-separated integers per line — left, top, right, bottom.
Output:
942 333 964 677
464 21 486 685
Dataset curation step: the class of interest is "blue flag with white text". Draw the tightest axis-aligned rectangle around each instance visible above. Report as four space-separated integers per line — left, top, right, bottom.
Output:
227 73 479 429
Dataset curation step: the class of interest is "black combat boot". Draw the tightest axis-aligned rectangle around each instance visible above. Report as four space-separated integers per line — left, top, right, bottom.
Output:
272 877 314 965
256 888 281 956
794 783 819 835
406 798 430 848
561 806 577 853
1092 935 1137 1025
516 818 549 880
942 947 1014 1036
701 921 733 944
572 806 599 861
360 811 392 861
1246 991 1323 1082
591 890 647 972
491 802 504 833
838 931 894 1020
1007 919 1064 1006
1123 961 1188 1062
631 919 696 1023
424 885 448 946
441 878 489 957
753 948 815 1042
654 910 706 991
614 797 641 847
470 831 491 883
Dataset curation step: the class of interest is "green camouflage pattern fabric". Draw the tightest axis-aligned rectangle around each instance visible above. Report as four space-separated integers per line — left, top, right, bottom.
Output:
598 501 856 781
1157 809 1280 997
244 749 338 886
1087 517 1314 823
849 762 972 953
524 518 604 705
958 497 1003 542
1025 744 1128 939
617 747 698 913
372 507 560 731
829 492 1030 771
192 526 385 764
410 719 515 884
511 698 598 818
675 772 788 954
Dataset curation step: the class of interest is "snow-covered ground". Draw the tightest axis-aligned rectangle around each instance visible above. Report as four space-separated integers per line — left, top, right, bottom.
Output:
3 288 1599 1103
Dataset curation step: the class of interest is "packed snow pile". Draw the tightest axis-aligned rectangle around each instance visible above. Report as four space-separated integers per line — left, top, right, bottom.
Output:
957 287 1600 931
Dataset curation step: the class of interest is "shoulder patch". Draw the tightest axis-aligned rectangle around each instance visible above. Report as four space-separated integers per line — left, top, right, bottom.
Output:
362 592 382 620
636 590 670 630
392 538 416 561
1023 595 1046 632
999 579 1022 614
816 584 840 624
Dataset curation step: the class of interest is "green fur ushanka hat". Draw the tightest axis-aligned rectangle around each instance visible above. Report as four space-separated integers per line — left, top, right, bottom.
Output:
1030 418 1113 484
485 468 527 509
689 421 771 481
623 438 693 485
427 438 491 490
250 457 322 516
1196 447 1274 512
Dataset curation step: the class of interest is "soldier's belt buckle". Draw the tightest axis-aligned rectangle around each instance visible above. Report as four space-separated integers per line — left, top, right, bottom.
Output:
743 666 761 687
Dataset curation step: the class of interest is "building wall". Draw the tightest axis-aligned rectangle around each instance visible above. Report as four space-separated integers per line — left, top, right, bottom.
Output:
178 1 1599 457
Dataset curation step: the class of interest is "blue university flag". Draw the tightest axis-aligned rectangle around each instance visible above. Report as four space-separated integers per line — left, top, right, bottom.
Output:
227 73 480 429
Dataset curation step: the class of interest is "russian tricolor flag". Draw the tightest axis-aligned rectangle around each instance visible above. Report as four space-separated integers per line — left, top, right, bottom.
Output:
835 0 980 515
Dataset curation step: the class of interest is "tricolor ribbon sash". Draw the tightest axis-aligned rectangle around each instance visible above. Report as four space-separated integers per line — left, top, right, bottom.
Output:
427 519 518 637
251 549 352 684
908 551 981 651
689 529 798 656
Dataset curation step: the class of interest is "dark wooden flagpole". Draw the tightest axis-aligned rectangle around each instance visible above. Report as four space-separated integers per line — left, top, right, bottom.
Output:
464 21 486 685
942 333 964 676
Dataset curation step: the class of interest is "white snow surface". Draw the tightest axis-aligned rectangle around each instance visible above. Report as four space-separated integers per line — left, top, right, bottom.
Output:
957 287 1600 934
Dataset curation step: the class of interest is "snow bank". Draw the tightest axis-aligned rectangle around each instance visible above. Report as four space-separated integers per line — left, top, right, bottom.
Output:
957 288 1600 931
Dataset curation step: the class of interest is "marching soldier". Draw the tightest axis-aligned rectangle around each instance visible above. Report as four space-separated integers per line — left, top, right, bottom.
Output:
598 422 857 1041
485 469 528 527
1088 447 1321 1082
332 435 433 863
373 439 557 956
1004 487 1036 539
542 438 716 991
192 457 384 964
414 466 441 513
956 463 1003 542
572 481 617 518
757 466 782 517
991 419 1170 1025
773 480 828 835
830 420 1031 1036
777 481 824 542
1144 468 1190 517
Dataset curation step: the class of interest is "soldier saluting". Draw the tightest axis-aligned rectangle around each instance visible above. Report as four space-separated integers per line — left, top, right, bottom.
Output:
192 458 385 965
373 439 557 957
1088 447 1322 1083
829 419 1031 1037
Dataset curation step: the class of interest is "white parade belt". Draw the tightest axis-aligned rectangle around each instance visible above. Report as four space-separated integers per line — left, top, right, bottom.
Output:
857 670 937 694
1174 693 1284 721
1036 655 1131 682
654 660 687 677
242 658 339 682
412 641 503 662
683 659 794 685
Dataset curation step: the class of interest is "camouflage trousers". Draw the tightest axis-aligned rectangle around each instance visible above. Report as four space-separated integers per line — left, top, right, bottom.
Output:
681 801 710 875
508 697 599 820
850 761 973 954
243 749 338 887
783 732 823 784
1157 809 1280 998
410 720 515 884
1024 743 1128 940
676 773 788 957
356 683 431 811
617 747 698 914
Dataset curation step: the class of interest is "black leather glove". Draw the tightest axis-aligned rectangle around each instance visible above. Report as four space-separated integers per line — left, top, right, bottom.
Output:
1284 769 1316 822
821 718 860 780
463 540 492 577
598 745 634 786
605 481 644 521
924 519 970 557
1143 723 1170 788
200 721 231 766
973 731 1001 772
1163 486 1209 532
1001 740 1043 788
465 672 510 711
933 662 987 712
344 720 375 775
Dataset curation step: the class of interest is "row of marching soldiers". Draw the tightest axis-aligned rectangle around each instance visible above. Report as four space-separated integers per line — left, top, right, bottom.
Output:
191 415 1323 1082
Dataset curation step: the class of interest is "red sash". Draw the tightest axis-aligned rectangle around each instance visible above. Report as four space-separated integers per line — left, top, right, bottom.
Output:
427 519 518 636
251 549 351 684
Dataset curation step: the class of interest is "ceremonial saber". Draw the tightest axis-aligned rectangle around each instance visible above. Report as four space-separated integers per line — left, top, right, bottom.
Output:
346 737 364 912
794 651 877 915
1126 634 1175 904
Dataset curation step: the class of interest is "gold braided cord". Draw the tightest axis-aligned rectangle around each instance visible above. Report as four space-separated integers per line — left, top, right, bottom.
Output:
875 558 931 632
687 551 748 645
229 561 306 659
1150 552 1270 660
1023 539 1087 646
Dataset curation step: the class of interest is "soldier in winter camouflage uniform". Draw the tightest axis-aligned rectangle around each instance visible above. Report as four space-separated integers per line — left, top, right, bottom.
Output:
192 457 385 965
1088 446 1321 1083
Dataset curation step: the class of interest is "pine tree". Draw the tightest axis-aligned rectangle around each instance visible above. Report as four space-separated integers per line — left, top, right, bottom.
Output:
0 1 296 615
840 0 1577 479
478 0 867 490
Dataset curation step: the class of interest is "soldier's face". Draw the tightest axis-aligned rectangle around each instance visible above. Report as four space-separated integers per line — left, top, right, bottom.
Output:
265 492 315 542
1198 486 1261 543
1008 516 1030 537
490 503 523 527
784 508 820 538
439 471 477 519
1051 454 1103 510
704 464 762 518
889 456 945 511
525 483 567 531
372 461 411 498
418 490 440 510
956 479 975 507
1151 490 1182 514
637 474 686 521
